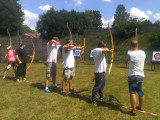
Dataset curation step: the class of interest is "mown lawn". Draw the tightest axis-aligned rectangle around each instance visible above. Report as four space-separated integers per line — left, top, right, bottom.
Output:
0 62 160 120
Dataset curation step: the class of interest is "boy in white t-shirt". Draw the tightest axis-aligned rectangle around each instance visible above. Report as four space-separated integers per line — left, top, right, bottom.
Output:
125 40 146 116
45 37 61 93
61 39 84 96
92 41 113 106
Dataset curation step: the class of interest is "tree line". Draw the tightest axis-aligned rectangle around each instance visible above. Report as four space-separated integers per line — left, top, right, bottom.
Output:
0 0 160 43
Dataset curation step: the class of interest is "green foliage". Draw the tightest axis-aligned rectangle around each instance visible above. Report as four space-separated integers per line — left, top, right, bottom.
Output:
36 8 102 40
0 0 24 35
154 20 160 26
113 4 130 26
148 32 160 50
112 4 154 39
21 25 36 34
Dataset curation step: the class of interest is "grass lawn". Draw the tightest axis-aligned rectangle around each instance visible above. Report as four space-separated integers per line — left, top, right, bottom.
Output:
0 62 160 120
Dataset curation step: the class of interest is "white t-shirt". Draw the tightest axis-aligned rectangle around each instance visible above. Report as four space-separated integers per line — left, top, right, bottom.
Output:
62 46 75 68
46 42 61 63
128 50 146 77
93 48 107 73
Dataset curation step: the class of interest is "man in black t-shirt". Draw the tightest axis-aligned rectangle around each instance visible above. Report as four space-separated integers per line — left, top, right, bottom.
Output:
15 42 28 82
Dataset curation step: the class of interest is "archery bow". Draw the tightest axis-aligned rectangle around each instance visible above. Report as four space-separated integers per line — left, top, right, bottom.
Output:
108 23 114 75
7 29 12 46
67 22 72 39
25 33 36 70
17 30 22 43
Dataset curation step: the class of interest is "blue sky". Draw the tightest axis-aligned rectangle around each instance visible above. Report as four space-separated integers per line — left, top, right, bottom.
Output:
19 0 160 30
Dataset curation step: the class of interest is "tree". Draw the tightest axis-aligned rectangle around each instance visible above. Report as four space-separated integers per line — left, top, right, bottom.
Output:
113 4 130 26
85 10 102 28
21 25 36 34
36 8 102 40
154 20 160 26
0 0 24 35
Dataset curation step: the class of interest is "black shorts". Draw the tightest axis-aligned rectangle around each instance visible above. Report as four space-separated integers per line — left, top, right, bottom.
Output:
128 75 144 94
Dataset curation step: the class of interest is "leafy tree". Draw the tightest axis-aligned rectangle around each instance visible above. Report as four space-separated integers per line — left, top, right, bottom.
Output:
154 20 160 26
0 0 24 35
36 8 102 40
21 25 36 34
113 4 130 26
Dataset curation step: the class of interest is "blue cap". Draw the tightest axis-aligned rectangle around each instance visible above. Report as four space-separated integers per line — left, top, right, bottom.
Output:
20 42 25 47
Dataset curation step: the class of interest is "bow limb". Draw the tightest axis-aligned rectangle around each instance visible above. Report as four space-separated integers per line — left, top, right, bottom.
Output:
67 22 72 39
108 23 114 75
26 34 36 70
135 28 138 41
7 29 12 46
81 37 86 55
17 30 22 42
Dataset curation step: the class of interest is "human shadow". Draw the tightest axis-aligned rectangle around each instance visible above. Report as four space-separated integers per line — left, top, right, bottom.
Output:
30 83 128 114
68 93 127 114
0 74 16 82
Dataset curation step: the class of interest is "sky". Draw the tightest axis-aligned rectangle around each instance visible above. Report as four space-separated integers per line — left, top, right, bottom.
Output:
19 0 160 30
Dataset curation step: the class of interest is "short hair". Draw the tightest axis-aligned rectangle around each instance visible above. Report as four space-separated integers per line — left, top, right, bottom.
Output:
97 41 106 48
66 39 73 44
131 40 138 48
52 37 59 41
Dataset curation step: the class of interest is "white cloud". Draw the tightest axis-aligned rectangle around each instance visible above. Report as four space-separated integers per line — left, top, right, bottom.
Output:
30 27 35 30
23 20 29 26
73 0 82 6
64 1 73 6
23 10 38 30
101 16 115 28
153 13 160 21
147 10 152 16
129 8 149 20
104 0 112 2
39 5 53 11
23 10 38 20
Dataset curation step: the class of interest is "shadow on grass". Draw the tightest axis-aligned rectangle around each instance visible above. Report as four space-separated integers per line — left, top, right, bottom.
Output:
68 93 127 114
0 75 16 82
30 83 127 114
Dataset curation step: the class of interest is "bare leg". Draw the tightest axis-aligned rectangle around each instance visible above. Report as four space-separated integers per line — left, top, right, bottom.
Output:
45 77 49 88
130 94 136 113
62 78 66 92
69 77 73 90
3 71 7 78
138 95 144 109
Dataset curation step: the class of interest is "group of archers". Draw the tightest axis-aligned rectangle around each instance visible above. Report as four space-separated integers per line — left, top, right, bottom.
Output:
2 36 146 116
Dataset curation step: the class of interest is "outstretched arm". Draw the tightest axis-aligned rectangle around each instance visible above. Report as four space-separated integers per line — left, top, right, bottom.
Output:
102 48 114 54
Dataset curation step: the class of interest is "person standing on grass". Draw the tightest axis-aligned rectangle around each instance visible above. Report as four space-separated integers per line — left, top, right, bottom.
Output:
3 45 16 79
125 40 146 116
61 39 84 96
16 42 32 82
92 41 113 107
45 37 61 93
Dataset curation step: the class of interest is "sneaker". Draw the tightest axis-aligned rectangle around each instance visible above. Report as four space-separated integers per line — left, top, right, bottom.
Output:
23 78 26 81
136 106 143 111
45 88 51 93
62 92 67 97
130 111 136 116
69 89 76 93
53 84 60 89
92 101 100 107
100 97 110 102
17 79 20 82
3 77 5 80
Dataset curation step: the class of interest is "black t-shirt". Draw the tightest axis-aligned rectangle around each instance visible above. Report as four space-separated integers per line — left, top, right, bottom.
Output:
16 48 27 63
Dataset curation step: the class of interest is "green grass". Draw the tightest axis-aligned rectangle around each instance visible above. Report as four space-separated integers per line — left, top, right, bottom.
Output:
0 62 160 120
